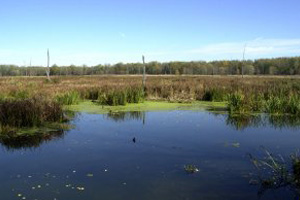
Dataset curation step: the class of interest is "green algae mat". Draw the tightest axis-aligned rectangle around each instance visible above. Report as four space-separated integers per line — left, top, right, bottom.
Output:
66 100 227 114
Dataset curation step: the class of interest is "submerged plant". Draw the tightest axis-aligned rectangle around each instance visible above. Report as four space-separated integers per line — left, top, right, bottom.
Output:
249 147 300 196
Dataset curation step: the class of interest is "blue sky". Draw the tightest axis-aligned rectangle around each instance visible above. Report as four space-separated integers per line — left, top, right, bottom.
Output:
0 0 300 66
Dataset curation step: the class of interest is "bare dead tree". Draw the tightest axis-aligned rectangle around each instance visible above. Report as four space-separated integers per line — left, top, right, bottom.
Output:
242 44 247 78
46 49 51 80
23 60 27 76
142 55 146 91
29 59 31 76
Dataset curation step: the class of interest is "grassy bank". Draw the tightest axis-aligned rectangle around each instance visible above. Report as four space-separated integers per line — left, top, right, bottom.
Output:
227 91 300 115
0 97 73 144
0 75 299 120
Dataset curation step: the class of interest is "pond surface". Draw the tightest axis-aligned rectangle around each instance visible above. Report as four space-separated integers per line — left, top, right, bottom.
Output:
0 111 300 200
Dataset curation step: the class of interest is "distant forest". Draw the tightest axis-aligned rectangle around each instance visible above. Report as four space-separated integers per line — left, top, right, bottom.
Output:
1 56 300 76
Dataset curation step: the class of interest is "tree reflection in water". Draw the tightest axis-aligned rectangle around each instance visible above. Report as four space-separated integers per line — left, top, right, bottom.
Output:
225 114 300 130
105 111 146 124
0 111 77 151
0 129 66 151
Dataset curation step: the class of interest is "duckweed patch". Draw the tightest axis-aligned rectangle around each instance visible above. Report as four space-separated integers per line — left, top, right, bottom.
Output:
66 100 227 114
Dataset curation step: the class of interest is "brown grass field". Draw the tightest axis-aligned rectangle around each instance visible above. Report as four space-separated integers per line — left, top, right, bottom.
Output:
0 75 299 102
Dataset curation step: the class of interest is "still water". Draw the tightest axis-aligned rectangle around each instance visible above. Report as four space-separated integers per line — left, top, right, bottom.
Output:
0 111 300 200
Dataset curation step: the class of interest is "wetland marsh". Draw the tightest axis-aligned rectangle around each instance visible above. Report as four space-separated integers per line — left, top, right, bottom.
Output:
0 76 300 200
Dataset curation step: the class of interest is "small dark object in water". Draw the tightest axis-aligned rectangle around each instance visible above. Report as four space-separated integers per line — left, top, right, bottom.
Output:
132 137 136 143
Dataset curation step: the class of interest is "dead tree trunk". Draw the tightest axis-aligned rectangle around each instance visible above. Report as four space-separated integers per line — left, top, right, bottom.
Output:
46 49 51 80
242 44 246 78
142 55 146 91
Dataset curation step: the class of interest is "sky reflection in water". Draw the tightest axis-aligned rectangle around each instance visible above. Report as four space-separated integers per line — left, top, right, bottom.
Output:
0 111 300 200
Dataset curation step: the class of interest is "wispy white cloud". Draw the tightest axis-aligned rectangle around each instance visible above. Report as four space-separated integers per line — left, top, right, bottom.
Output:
184 38 300 60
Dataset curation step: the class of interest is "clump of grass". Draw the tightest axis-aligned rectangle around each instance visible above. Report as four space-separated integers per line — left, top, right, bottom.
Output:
9 89 31 99
98 87 144 106
264 96 286 114
227 92 300 115
98 90 127 106
56 91 81 105
286 95 300 115
227 92 249 113
248 94 265 112
264 95 300 115
0 97 64 129
81 88 100 100
249 147 300 195
127 87 145 103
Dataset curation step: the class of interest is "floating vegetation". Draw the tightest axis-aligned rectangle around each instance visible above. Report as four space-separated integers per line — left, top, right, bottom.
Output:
248 147 300 196
224 142 240 148
10 170 91 199
232 142 240 148
76 186 85 191
184 165 199 174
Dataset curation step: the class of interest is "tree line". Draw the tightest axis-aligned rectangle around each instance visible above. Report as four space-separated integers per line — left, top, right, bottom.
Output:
0 56 300 76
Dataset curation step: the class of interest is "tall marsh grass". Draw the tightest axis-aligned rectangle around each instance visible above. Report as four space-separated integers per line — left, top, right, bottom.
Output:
227 92 249 113
0 97 64 129
0 75 299 114
56 91 81 105
227 92 300 115
98 87 144 106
